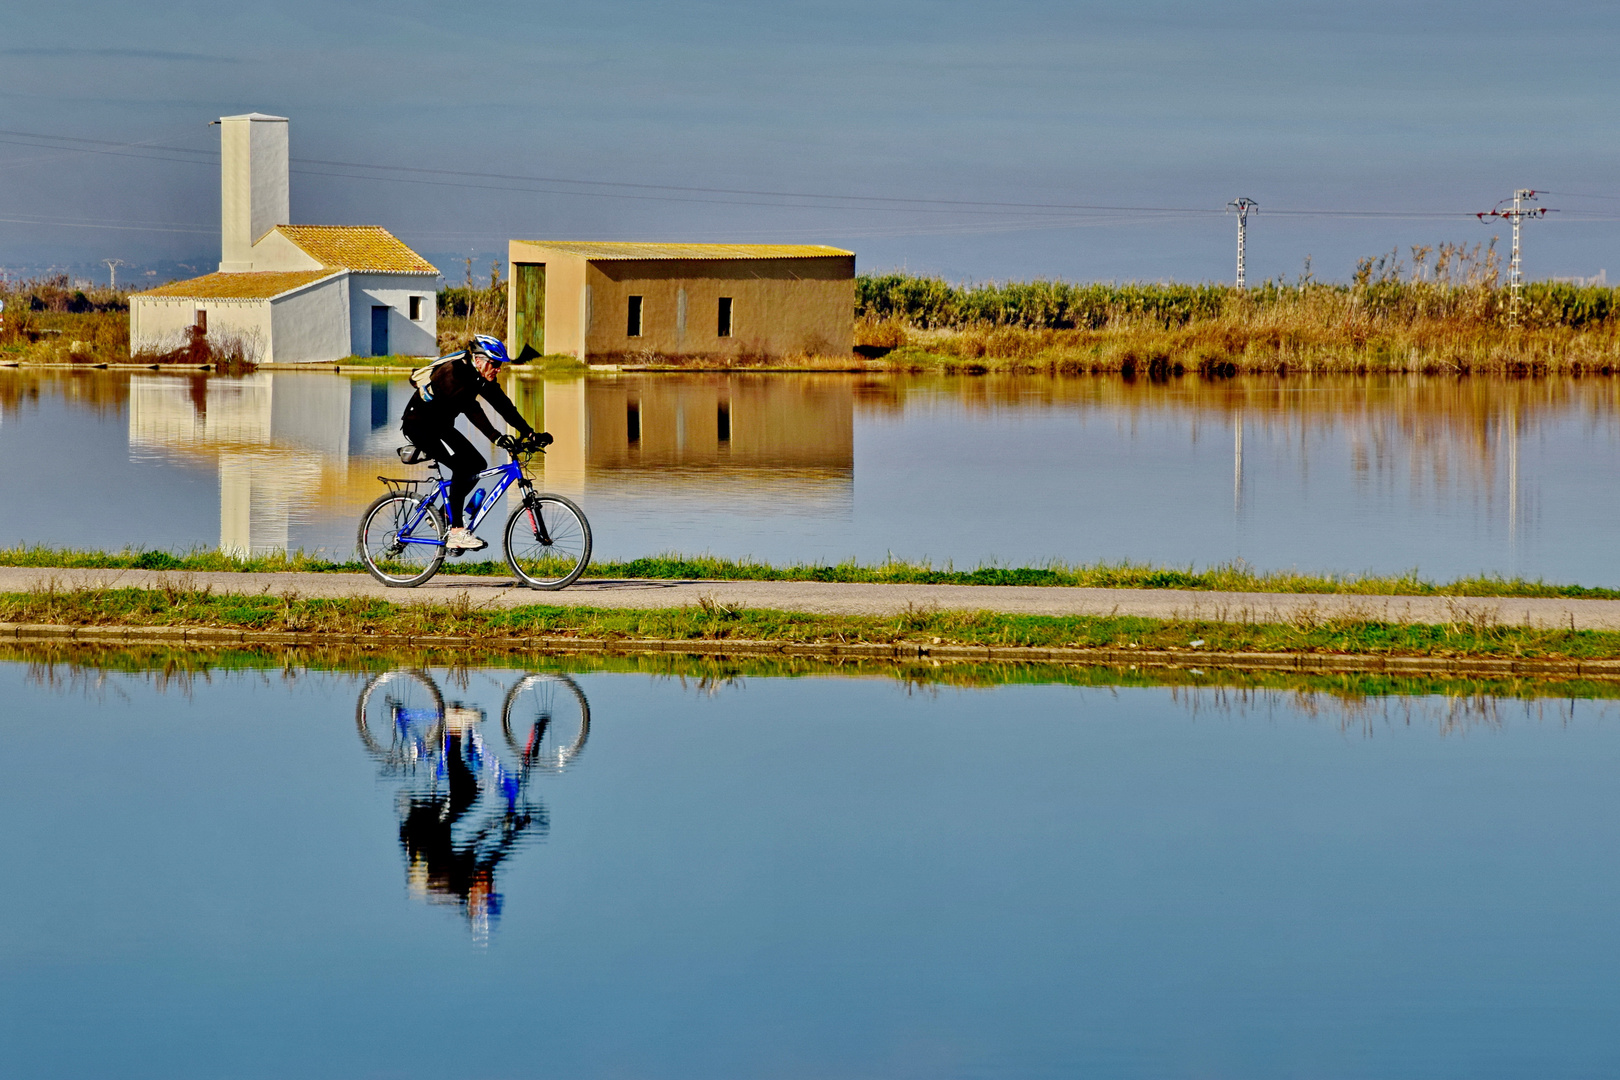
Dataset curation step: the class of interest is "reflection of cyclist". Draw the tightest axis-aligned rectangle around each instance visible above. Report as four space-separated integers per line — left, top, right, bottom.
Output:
398 705 543 937
357 670 590 939
400 335 537 552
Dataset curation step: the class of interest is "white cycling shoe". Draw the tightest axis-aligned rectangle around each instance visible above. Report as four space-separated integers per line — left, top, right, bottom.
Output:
445 526 488 552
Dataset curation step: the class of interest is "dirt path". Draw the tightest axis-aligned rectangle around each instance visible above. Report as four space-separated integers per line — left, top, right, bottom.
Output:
4 566 1618 630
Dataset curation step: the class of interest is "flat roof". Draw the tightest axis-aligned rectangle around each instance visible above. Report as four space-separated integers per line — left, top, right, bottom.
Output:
132 270 337 300
512 241 853 261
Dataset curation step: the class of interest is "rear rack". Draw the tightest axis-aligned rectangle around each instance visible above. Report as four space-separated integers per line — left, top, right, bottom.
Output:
377 476 433 496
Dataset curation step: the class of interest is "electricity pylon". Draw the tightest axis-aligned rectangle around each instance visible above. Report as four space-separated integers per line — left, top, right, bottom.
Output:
103 258 124 290
1228 197 1259 289
1477 190 1551 326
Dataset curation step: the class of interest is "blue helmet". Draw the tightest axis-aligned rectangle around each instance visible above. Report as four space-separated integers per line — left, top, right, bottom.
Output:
469 334 510 366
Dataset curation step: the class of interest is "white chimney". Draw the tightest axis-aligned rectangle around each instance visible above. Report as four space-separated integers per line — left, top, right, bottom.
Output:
218 113 289 272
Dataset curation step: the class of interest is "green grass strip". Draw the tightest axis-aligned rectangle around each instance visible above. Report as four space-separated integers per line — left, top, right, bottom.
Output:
3 544 1619 599
5 584 1620 660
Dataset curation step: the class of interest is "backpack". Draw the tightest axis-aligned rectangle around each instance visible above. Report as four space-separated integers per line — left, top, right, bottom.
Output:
408 350 465 402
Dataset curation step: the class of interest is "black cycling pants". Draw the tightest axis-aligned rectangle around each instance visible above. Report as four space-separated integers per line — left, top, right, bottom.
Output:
401 415 485 528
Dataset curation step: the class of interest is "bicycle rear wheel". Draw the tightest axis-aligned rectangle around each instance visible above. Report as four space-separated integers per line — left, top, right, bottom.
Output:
356 669 445 768
504 495 591 590
358 493 446 587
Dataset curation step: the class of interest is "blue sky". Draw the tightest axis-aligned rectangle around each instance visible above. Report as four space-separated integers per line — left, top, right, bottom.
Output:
2 0 1617 285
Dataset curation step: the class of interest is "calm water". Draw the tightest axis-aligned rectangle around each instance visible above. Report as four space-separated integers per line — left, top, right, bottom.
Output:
3 655 1618 1078
4 368 1620 581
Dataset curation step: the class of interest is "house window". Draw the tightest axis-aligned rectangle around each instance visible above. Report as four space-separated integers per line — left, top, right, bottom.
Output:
408 296 422 321
717 297 732 338
627 295 643 337
194 309 207 333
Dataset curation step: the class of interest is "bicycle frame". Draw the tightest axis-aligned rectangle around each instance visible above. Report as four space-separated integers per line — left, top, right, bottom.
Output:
395 458 533 549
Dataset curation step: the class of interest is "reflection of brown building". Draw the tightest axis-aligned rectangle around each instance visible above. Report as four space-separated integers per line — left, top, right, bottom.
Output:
505 242 855 363
510 373 853 500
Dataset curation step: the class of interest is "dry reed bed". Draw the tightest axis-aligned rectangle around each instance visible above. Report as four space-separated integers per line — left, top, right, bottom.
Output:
858 263 1620 374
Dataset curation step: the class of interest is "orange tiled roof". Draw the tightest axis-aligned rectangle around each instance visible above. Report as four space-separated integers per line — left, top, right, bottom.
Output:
132 270 338 300
515 241 853 260
275 225 438 273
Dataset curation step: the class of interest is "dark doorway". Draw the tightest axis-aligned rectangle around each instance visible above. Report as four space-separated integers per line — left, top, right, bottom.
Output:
514 263 546 361
371 306 390 356
371 382 389 429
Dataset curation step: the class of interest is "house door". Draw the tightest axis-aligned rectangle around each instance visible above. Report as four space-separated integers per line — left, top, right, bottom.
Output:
513 263 545 361
371 306 389 356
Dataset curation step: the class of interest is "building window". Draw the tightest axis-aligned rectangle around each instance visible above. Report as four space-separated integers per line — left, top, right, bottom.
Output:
717 297 732 338
409 296 422 321
194 309 207 333
627 295 643 337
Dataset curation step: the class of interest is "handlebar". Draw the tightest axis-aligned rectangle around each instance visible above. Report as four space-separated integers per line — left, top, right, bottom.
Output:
510 431 554 456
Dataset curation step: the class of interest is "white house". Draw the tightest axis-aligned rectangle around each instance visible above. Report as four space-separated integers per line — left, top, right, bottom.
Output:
129 113 439 363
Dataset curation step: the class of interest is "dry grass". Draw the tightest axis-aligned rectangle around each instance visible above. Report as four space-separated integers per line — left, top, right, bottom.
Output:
5 545 1619 599
859 253 1620 374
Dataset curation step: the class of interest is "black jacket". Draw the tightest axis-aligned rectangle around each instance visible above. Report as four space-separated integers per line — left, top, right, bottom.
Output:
403 356 533 442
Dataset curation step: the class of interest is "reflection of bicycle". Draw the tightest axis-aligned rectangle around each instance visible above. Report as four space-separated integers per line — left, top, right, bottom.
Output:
357 669 590 773
355 669 591 939
357 432 591 590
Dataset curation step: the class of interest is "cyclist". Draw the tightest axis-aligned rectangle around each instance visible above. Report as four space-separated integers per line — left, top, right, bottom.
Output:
400 334 539 552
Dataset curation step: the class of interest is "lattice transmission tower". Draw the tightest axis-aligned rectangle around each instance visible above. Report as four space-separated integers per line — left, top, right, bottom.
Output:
1477 189 1551 326
1228 197 1259 289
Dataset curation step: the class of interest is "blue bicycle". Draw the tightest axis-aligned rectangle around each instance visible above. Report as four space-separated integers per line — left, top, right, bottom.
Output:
357 431 592 589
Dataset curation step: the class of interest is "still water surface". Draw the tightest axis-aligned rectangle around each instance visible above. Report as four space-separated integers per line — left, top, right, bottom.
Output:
3 368 1618 581
2 657 1617 1078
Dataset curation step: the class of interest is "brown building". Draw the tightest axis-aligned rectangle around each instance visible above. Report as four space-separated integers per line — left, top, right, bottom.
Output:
505 241 855 363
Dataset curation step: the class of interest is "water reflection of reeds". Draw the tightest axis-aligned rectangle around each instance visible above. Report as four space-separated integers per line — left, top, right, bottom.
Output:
856 372 1620 487
13 646 1620 738
0 369 130 418
1168 682 1604 738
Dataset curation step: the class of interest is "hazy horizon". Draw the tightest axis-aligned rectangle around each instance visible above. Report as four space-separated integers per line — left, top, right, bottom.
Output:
3 0 1617 288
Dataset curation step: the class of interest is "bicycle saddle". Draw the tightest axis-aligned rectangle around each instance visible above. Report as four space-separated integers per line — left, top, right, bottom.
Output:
397 445 436 465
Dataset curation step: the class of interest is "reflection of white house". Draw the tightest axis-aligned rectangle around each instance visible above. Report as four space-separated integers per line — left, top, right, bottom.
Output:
129 372 418 555
129 114 438 363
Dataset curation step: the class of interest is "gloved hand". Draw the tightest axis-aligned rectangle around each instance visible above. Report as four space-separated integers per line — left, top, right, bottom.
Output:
495 433 518 452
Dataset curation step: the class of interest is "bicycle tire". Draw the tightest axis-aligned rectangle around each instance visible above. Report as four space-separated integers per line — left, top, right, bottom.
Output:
503 494 591 590
358 493 446 587
500 672 591 773
356 669 445 764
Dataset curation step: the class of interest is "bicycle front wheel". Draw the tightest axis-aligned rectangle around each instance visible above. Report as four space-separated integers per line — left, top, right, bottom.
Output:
504 495 591 589
501 673 591 772
358 493 446 587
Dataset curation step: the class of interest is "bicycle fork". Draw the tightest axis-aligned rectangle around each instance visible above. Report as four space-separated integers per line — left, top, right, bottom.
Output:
517 480 555 545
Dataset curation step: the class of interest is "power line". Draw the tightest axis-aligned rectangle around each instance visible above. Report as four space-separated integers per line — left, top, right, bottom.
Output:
0 214 213 235
0 124 1493 221
6 124 1620 244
